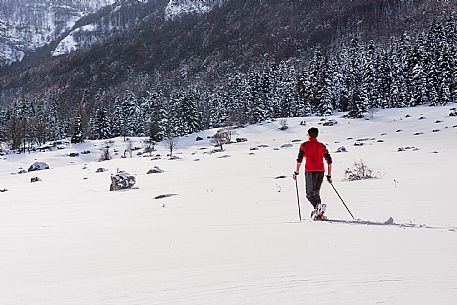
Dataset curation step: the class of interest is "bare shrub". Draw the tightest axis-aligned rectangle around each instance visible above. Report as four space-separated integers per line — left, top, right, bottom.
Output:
345 160 380 181
99 140 113 162
144 139 155 157
279 119 289 130
211 127 237 150
165 132 179 157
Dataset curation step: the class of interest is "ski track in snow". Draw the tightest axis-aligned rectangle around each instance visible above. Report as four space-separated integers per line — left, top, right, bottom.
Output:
322 218 457 232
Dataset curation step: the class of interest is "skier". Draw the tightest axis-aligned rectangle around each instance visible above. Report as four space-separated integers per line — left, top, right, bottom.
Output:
293 127 332 220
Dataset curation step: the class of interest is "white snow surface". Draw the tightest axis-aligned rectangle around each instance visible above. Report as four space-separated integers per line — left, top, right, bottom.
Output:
1 104 457 304
52 23 98 57
165 0 224 20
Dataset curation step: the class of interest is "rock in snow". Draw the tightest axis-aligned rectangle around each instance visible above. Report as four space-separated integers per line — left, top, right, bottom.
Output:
30 176 41 183
147 166 165 174
28 162 50 172
110 172 136 191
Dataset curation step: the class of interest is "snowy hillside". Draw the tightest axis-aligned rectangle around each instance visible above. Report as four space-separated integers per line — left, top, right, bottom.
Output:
52 0 159 57
0 0 115 65
1 104 457 304
1 0 226 62
165 0 224 20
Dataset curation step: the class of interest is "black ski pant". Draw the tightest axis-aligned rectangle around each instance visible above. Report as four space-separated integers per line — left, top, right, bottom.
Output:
305 171 324 209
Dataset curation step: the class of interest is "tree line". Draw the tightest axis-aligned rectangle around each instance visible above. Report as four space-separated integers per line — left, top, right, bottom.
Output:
0 14 455 151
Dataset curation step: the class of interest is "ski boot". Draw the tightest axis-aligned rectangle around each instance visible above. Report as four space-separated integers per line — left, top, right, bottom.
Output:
314 203 327 221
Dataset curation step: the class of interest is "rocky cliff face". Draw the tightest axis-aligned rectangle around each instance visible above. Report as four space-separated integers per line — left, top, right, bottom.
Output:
0 0 224 64
0 0 114 65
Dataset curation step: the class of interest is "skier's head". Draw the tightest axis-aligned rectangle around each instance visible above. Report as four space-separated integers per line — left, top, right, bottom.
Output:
308 127 319 138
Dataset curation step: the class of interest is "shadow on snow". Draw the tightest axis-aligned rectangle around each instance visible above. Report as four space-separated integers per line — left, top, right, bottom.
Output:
322 217 457 232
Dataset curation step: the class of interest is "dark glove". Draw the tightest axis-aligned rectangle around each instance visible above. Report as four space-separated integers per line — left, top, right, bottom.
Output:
326 175 332 183
293 171 299 180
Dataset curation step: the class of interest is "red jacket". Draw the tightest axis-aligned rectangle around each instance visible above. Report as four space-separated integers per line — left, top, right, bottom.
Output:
297 138 332 172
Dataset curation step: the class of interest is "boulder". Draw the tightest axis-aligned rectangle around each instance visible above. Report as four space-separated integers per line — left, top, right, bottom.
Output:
28 162 49 172
336 146 347 153
96 168 107 173
280 144 293 148
236 137 248 143
196 136 204 141
155 193 178 200
69 152 79 157
322 120 338 126
217 155 231 159
110 172 136 191
31 176 41 183
37 145 52 152
147 166 165 174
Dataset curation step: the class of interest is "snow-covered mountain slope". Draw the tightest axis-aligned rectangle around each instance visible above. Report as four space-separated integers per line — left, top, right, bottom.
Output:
1 104 457 304
1 0 223 61
0 0 115 65
165 0 224 20
52 0 162 57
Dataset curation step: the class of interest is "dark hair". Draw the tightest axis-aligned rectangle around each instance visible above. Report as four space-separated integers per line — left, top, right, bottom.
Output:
308 127 319 138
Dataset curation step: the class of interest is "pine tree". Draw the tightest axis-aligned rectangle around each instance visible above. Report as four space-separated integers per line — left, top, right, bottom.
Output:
363 41 379 110
71 116 83 144
296 66 312 116
143 90 167 142
411 63 428 105
275 61 297 118
179 89 202 134
315 56 334 116
409 32 429 105
247 71 267 124
307 48 325 113
226 72 250 125
93 107 111 139
346 38 367 117
444 14 457 102
110 97 123 138
122 90 140 137
167 91 183 136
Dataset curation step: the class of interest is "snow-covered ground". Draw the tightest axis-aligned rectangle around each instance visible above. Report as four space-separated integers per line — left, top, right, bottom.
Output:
1 104 457 304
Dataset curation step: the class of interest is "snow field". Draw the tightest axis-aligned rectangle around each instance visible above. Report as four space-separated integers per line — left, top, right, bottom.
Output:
0 104 457 304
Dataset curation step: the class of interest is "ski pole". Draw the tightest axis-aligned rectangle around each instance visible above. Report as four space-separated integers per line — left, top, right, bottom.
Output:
330 182 355 220
295 178 302 222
